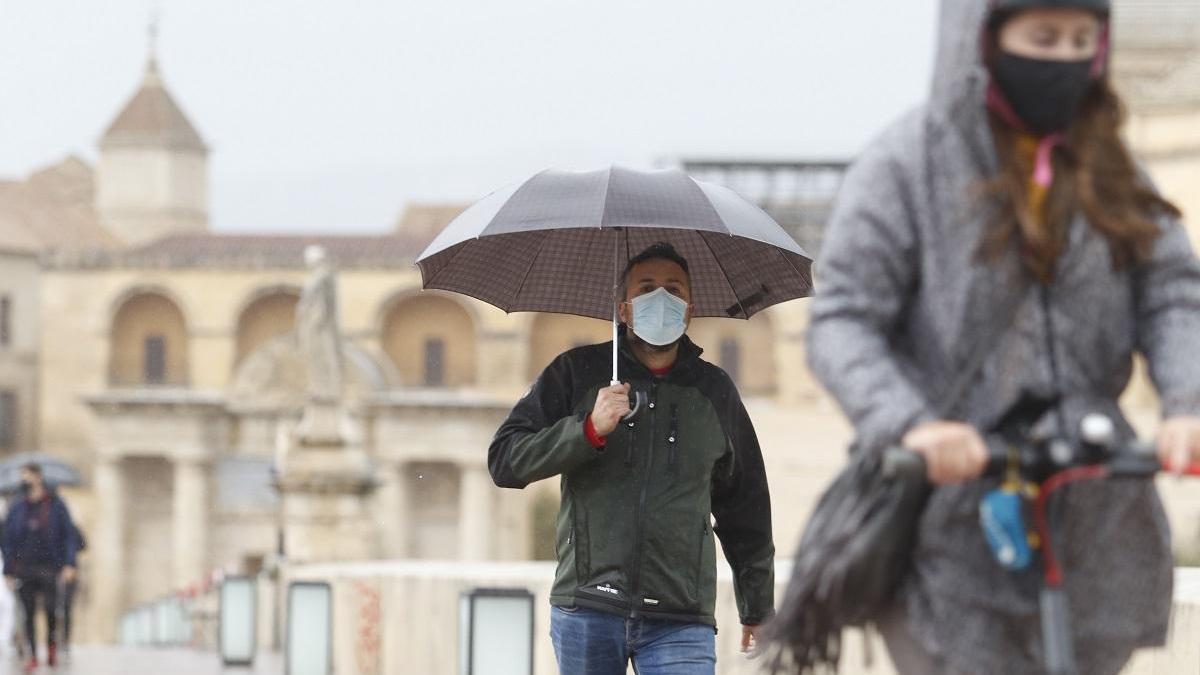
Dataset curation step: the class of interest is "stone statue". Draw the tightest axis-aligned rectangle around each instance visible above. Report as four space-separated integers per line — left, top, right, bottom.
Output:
296 245 343 402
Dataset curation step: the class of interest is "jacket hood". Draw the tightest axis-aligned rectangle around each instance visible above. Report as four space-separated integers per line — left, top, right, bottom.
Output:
931 0 991 113
932 0 1111 106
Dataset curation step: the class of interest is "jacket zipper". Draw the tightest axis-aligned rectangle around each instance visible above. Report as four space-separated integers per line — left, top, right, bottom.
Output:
624 390 638 467
693 519 708 599
667 404 679 468
1039 284 1068 435
628 380 658 620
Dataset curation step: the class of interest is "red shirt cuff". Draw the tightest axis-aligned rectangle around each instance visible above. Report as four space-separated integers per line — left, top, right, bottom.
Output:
583 414 606 449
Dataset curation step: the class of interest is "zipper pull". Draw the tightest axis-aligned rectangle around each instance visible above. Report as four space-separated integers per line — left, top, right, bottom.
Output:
667 404 679 467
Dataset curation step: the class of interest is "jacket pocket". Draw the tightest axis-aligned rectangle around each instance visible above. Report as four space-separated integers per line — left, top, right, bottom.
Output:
692 517 715 605
574 511 590 582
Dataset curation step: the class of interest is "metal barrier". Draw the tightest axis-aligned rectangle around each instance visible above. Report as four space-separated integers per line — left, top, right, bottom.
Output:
117 595 195 648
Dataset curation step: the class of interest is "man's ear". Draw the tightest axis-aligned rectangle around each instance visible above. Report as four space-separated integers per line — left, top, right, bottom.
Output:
618 300 631 325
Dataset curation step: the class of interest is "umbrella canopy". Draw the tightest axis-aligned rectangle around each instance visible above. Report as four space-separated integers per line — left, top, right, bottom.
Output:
0 452 83 495
416 166 813 321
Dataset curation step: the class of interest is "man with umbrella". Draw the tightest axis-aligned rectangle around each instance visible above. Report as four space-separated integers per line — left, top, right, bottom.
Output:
419 166 811 673
490 242 775 673
2 463 80 670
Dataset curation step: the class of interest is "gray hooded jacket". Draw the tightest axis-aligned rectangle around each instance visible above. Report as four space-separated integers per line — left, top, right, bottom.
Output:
807 1 1200 673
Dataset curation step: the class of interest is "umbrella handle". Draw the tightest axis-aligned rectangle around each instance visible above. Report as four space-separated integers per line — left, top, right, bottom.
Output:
622 390 647 421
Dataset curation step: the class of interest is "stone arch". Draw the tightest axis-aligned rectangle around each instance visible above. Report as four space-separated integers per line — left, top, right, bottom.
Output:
234 287 301 367
527 314 611 381
380 292 477 387
687 312 777 397
109 290 189 386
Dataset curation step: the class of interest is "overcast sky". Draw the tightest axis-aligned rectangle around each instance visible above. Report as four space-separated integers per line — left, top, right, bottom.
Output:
0 1 939 233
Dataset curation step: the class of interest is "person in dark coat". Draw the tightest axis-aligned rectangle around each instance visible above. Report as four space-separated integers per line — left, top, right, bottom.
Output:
491 243 775 674
1 463 79 670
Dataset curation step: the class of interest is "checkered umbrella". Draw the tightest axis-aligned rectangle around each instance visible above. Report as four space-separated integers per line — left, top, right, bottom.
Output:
416 166 813 384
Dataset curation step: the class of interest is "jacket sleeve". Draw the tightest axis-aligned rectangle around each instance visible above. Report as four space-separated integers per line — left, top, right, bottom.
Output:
488 353 600 489
59 501 79 568
1135 215 1200 417
711 379 775 625
806 143 936 451
2 504 22 576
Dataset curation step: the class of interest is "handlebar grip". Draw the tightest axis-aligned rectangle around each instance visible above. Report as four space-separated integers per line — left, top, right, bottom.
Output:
881 448 926 481
883 441 1009 483
1157 460 1200 477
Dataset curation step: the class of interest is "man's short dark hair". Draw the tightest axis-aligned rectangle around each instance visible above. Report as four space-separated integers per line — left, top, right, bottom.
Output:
619 242 691 300
21 463 42 478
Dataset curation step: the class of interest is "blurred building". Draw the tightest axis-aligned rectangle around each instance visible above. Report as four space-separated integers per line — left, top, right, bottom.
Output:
0 0 1197 646
1113 0 1200 247
0 51 822 643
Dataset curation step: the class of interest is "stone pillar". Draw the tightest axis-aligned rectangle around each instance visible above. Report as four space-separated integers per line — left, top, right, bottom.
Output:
172 456 209 589
374 462 411 559
91 456 126 643
458 463 493 561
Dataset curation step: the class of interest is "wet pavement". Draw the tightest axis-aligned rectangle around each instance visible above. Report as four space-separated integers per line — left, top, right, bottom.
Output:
0 646 283 675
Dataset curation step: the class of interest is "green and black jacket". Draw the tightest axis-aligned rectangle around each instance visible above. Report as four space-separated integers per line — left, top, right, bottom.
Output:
489 333 774 627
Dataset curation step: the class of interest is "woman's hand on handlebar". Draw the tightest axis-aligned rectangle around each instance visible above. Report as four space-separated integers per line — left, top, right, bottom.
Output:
902 420 989 485
1158 416 1200 476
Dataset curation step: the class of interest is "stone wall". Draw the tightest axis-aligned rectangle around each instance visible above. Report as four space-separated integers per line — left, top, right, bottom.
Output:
281 561 1200 675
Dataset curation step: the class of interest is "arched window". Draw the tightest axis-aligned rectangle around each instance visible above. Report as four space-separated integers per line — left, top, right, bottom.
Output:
110 292 189 386
527 314 610 382
688 312 776 396
235 290 300 366
381 295 477 387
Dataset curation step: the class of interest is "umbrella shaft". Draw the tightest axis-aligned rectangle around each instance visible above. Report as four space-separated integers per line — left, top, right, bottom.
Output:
613 229 620 384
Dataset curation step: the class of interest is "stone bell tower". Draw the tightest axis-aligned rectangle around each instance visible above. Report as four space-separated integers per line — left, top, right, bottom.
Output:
95 22 209 247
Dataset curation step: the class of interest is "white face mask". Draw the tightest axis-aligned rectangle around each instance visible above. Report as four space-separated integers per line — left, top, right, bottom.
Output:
629 287 689 346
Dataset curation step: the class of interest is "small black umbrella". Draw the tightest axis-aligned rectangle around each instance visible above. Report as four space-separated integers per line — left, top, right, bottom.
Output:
416 165 814 390
0 452 83 495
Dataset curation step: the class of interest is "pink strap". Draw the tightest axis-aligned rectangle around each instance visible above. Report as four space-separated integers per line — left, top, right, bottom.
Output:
1033 134 1063 188
1091 24 1110 78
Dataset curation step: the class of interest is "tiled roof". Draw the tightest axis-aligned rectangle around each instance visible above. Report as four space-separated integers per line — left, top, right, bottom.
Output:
394 202 468 241
48 232 434 270
0 157 117 253
99 60 206 152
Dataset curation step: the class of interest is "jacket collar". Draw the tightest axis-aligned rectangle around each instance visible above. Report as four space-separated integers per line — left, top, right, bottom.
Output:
616 325 704 381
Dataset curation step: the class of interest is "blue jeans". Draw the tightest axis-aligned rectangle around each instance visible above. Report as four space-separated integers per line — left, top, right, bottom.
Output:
549 605 716 675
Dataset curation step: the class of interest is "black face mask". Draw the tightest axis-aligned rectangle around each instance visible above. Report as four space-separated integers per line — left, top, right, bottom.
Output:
991 52 1094 135
20 481 33 495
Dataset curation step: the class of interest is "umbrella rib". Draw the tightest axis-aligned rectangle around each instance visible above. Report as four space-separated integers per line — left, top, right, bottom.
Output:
698 231 748 319
511 233 551 310
776 242 814 293
422 237 474 290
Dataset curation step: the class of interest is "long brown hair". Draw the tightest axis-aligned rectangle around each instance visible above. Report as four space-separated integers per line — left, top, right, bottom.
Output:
977 66 1181 283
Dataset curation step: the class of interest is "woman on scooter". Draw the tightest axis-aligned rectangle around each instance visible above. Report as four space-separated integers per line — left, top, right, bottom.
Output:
806 0 1200 672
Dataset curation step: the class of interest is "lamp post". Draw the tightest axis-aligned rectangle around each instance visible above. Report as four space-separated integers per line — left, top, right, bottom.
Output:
285 581 332 675
219 575 257 666
458 588 535 675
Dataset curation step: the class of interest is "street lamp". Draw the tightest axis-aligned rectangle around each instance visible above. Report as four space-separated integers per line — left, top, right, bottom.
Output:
219 575 257 666
458 588 534 675
286 581 332 675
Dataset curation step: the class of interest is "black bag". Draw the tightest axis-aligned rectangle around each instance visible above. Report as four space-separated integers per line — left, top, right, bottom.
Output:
764 447 928 671
763 282 1029 673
